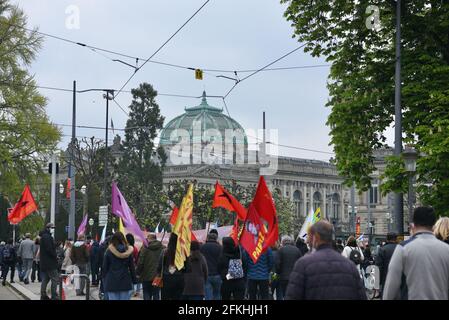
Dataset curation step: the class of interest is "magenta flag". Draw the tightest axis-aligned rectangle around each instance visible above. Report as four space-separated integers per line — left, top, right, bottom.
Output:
77 215 88 237
112 182 148 246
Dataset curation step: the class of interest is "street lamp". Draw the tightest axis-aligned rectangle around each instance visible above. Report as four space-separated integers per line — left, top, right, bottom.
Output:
59 183 64 194
403 145 418 234
80 185 88 221
89 218 94 237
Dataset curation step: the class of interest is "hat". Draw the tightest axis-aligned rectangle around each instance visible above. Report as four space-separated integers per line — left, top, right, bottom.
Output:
46 223 55 228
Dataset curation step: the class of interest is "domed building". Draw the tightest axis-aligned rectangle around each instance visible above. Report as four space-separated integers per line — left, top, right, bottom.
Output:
160 91 248 166
159 92 396 240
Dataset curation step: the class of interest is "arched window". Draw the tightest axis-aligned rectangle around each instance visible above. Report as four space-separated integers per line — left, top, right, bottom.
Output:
293 190 302 217
313 192 322 212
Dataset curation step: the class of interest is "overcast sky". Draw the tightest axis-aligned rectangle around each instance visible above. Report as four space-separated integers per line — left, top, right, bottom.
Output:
14 0 392 162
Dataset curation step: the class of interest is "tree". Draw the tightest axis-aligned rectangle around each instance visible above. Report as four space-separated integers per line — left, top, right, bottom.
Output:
281 0 449 215
115 83 166 225
0 1 60 203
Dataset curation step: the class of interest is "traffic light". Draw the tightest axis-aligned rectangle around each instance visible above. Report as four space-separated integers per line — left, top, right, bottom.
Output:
48 162 59 174
195 69 203 80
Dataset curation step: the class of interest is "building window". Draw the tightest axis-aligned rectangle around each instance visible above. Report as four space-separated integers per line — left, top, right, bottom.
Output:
369 185 378 204
293 190 302 218
313 192 322 212
332 193 340 220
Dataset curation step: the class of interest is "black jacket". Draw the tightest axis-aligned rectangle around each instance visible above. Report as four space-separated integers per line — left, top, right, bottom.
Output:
275 244 302 281
375 242 397 286
39 229 58 272
200 240 222 276
286 244 367 300
102 244 137 292
183 251 208 296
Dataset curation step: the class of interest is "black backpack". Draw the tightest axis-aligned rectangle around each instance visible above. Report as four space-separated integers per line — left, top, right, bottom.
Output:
349 247 362 265
2 246 14 263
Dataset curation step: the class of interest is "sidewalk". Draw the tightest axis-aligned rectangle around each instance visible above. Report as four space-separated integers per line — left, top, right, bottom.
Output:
6 271 144 300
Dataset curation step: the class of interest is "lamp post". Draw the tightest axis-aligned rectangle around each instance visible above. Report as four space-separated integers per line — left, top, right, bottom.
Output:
403 145 417 234
80 185 88 218
88 218 94 237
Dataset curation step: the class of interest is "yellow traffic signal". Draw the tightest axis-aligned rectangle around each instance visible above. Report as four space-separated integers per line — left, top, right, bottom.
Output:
195 69 203 80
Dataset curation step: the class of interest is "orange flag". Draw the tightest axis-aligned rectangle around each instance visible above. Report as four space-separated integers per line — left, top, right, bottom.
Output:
212 182 247 220
169 206 179 226
8 185 38 224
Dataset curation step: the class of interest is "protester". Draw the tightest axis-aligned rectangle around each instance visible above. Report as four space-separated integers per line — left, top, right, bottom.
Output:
14 239 23 282
31 237 41 283
335 239 344 253
342 236 364 276
126 233 141 297
275 235 301 299
61 240 73 274
71 234 90 296
158 233 184 300
383 207 449 300
136 233 163 300
270 242 281 300
17 233 35 285
90 240 100 286
39 223 59 300
55 241 65 272
98 235 111 300
1 239 17 286
102 232 137 300
218 237 246 300
295 237 309 256
286 221 367 300
242 243 274 300
200 232 222 300
434 216 449 245
182 241 208 300
361 245 373 272
375 232 397 297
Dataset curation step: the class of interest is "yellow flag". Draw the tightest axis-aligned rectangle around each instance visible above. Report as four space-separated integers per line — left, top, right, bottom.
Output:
118 217 125 235
173 184 194 270
312 207 321 223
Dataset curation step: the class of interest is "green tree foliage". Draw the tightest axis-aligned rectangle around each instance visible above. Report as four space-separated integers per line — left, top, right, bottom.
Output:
281 0 449 214
115 83 166 224
272 190 303 238
0 0 60 200
16 212 44 238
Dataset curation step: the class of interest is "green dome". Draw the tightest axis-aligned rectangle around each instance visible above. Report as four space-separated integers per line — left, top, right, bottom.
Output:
160 91 247 165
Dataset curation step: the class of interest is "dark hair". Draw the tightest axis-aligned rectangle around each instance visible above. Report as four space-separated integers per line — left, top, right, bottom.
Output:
386 232 397 242
126 233 135 246
209 229 218 236
7 238 13 245
35 238 40 245
346 236 357 247
165 233 178 266
413 206 436 228
207 233 218 242
189 241 201 261
222 237 238 255
310 221 333 243
337 239 343 245
110 232 128 248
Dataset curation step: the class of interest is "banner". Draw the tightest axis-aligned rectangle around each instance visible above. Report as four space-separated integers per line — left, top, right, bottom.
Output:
173 184 194 270
239 204 268 263
8 185 38 224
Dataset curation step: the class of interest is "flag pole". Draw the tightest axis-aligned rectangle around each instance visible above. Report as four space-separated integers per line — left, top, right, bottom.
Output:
12 224 15 246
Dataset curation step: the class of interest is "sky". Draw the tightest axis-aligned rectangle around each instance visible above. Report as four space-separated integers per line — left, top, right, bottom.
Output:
12 0 389 162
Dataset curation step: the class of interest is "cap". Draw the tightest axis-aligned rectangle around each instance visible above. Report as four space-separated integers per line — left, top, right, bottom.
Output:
46 223 55 228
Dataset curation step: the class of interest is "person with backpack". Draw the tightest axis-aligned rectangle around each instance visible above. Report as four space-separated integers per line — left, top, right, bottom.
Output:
242 243 274 300
200 232 222 300
182 241 208 300
218 237 246 300
1 239 17 286
286 221 367 300
275 235 302 299
342 236 364 277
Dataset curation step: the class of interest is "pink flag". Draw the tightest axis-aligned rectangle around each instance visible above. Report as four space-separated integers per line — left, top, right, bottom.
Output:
111 182 148 246
77 215 88 237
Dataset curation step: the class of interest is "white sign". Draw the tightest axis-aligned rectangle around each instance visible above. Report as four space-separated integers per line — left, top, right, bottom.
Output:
98 206 108 226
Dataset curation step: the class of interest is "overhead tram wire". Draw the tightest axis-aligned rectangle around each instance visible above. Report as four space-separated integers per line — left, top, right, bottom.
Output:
224 43 309 99
113 0 211 100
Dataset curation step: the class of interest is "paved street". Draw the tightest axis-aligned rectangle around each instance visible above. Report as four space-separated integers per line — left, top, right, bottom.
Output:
0 285 24 300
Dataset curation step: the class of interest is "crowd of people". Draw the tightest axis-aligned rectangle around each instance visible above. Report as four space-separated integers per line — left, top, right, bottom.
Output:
1 206 448 300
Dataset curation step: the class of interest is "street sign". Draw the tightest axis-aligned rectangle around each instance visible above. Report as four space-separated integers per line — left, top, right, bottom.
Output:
98 206 108 226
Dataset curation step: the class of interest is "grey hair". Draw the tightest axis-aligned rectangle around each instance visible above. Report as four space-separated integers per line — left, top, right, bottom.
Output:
281 235 293 245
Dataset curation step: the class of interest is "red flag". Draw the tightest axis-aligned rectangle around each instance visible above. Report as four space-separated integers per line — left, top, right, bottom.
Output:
212 182 247 220
66 178 71 199
229 217 244 245
191 231 198 242
169 206 179 225
8 185 38 224
251 176 278 249
239 204 268 263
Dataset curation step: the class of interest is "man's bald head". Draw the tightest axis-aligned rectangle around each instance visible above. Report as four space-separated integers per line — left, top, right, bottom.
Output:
310 221 333 245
